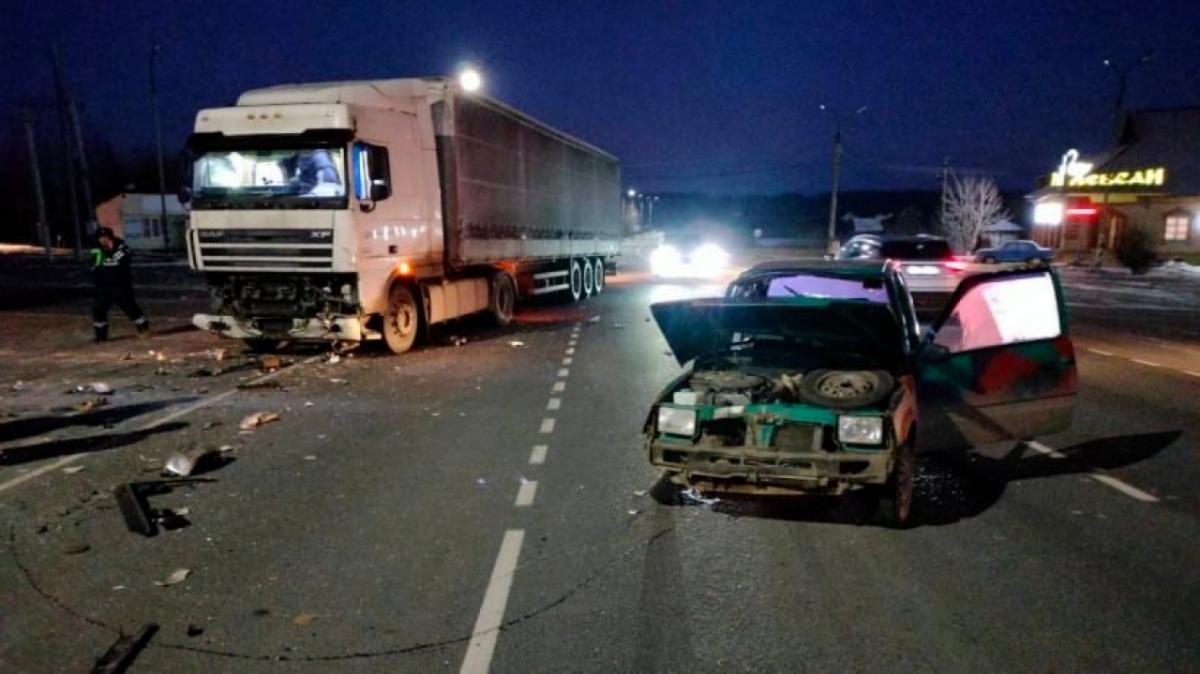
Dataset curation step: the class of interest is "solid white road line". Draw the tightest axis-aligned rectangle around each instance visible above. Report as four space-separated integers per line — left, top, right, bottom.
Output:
514 480 538 507
546 398 561 411
1185 371 1200 379
562 357 573 366
539 418 556 434
552 381 566 393
529 445 548 465
1090 474 1160 503
1027 441 1159 503
460 529 525 674
1131 358 1161 368
557 368 570 378
1086 348 1114 356
0 354 323 496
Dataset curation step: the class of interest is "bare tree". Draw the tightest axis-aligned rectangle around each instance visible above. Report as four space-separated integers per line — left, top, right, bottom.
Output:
941 174 1008 253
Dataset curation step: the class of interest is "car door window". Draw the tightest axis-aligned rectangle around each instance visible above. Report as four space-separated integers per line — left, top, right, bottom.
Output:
932 273 1060 353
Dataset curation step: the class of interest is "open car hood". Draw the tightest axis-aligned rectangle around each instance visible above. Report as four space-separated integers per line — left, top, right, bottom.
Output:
650 298 905 368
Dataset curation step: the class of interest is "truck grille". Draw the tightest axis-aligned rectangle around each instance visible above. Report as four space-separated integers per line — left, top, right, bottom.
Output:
195 229 333 271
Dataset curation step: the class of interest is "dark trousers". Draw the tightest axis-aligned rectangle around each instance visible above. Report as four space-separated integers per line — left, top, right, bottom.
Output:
93 283 147 338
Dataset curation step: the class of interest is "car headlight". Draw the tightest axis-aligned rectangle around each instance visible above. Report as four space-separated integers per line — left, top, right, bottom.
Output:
657 406 697 436
649 245 683 278
837 416 884 445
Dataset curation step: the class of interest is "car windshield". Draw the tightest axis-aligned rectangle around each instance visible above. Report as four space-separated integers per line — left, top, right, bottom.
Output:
731 273 890 303
192 148 347 207
880 239 951 260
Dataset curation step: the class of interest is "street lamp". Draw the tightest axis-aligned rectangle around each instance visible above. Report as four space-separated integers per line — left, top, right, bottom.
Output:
150 44 169 252
1103 51 1154 137
820 104 868 255
458 66 483 93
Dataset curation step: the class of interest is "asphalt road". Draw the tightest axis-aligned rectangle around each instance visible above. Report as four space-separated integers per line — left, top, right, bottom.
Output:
1 266 1198 673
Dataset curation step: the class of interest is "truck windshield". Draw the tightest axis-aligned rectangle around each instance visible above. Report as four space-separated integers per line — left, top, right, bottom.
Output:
192 148 347 207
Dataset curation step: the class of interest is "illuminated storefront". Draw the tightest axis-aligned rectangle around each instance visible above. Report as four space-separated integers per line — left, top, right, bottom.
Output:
1028 107 1200 257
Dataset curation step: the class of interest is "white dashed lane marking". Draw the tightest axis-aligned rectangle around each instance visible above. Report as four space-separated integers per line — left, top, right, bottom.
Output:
546 398 561 411
552 381 566 393
1131 358 1161 368
557 368 570 378
539 418 556 434
1026 441 1160 503
460 529 525 674
514 480 538 507
562 358 573 366
565 348 575 355
529 445 548 465
1086 348 1114 357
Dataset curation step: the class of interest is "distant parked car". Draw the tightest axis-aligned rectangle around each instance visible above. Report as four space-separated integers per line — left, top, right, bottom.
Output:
975 240 1053 266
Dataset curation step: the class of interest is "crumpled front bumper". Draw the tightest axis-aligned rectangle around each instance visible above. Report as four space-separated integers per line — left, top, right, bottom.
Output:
192 314 366 342
648 440 893 495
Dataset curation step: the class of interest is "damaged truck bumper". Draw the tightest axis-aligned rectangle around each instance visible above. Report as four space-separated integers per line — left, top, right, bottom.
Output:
648 440 893 496
192 313 370 342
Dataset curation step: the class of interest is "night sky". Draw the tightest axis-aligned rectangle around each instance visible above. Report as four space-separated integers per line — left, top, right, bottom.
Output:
4 0 1199 195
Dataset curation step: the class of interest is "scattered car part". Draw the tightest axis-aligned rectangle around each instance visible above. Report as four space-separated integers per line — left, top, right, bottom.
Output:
798 369 894 409
163 447 221 477
90 624 159 674
239 411 280 430
154 568 191 587
113 483 158 537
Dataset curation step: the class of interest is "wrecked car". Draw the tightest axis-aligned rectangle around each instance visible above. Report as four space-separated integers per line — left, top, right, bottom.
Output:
644 260 1077 526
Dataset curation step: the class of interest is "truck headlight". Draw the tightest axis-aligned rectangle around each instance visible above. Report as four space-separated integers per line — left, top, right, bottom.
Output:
657 406 697 436
838 416 884 445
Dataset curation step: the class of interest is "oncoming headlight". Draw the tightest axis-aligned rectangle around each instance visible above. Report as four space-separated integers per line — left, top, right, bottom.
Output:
837 416 884 445
657 406 697 436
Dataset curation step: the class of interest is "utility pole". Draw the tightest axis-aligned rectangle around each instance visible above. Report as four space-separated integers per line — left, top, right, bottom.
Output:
1104 51 1154 141
151 44 170 252
52 47 83 260
821 104 867 255
52 45 97 245
21 110 51 258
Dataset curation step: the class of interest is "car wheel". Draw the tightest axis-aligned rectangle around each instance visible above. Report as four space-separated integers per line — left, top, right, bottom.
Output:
982 256 997 264
649 471 686 506
798 369 895 409
383 284 419 354
875 439 915 528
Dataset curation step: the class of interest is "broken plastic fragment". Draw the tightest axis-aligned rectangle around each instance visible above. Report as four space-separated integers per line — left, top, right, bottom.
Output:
327 353 341 364
154 568 190 587
292 613 316 626
632 490 646 497
163 447 221 477
239 411 280 430
330 378 348 385
62 465 85 475
89 382 114 394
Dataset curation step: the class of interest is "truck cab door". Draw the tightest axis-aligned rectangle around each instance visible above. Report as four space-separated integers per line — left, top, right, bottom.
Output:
915 269 1077 452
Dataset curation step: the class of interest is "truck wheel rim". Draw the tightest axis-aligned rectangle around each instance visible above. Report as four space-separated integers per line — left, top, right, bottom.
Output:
583 259 594 294
570 261 582 298
593 259 604 292
390 300 416 337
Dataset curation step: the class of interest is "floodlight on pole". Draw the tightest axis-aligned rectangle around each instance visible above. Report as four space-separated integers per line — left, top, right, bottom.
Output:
458 67 482 93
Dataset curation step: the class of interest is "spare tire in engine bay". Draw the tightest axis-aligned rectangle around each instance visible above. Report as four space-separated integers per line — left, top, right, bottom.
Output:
797 369 895 409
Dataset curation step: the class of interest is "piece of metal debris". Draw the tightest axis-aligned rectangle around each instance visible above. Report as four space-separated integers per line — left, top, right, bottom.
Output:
154 568 191 587
89 382 114 394
62 465 85 475
114 483 158 536
90 623 158 674
239 411 280 430
238 379 282 390
163 448 221 477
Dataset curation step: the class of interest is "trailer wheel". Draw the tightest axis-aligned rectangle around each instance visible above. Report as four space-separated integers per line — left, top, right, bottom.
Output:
568 259 583 302
582 258 595 297
383 284 419 354
592 258 605 294
490 272 516 326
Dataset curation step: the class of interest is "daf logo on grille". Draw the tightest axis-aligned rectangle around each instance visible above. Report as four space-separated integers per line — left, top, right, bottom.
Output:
310 230 333 240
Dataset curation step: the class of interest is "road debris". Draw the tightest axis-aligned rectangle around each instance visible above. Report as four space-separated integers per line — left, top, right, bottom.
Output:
238 379 282 390
303 455 317 461
186 624 205 638
114 483 158 536
154 568 191 587
206 347 227 361
63 543 91 555
218 444 236 453
163 448 222 477
239 411 280 430
588 315 601 323
62 465 85 475
90 623 158 674
304 401 314 407
258 355 282 372
329 378 348 385
89 382 114 394
77 397 109 413
10 380 24 391
154 366 171 376
189 366 223 378
632 490 647 497
327 353 341 364
120 352 134 360
627 509 641 516
450 336 468 346
292 613 317 626
508 340 526 347
613 323 627 329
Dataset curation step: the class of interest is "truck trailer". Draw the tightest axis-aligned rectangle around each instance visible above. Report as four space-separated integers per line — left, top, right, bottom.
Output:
184 78 621 353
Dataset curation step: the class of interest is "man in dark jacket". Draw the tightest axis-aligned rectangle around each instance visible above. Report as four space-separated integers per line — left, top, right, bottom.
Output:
91 227 149 342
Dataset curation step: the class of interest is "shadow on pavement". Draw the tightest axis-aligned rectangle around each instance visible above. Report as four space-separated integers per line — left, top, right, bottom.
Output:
0 399 190 444
655 430 1181 528
0 421 188 466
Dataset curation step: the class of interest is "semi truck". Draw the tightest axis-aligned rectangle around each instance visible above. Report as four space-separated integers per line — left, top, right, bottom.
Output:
183 78 621 353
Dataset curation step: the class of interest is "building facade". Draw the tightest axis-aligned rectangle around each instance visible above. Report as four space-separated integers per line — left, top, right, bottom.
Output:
96 193 188 252
1029 107 1200 259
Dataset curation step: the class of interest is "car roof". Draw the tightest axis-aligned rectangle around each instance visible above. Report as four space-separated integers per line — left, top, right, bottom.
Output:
736 258 891 281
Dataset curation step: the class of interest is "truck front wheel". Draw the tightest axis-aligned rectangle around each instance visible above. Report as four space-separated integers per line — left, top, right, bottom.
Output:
383 284 419 354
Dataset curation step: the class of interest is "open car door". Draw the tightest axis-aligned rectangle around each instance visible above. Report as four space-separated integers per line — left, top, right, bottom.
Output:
915 268 1077 453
